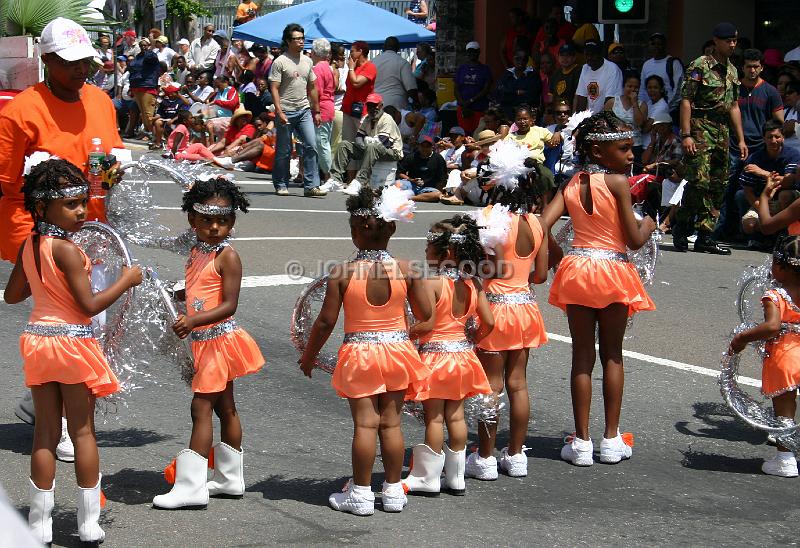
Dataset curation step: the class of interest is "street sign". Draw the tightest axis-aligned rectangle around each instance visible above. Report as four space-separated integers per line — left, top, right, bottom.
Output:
154 0 167 21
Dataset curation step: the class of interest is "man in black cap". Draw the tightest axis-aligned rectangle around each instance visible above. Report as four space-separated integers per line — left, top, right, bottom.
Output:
574 39 623 114
551 42 580 108
674 22 748 254
639 32 684 115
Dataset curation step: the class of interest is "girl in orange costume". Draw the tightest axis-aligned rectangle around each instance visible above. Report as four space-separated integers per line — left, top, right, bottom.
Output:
730 235 800 478
300 185 433 516
466 150 550 482
756 173 800 236
542 111 656 467
4 158 142 545
403 215 494 496
153 177 264 510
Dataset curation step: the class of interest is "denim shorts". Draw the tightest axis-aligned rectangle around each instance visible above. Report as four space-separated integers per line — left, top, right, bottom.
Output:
398 180 438 195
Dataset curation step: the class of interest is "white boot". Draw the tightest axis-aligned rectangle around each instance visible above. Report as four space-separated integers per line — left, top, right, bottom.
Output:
442 445 466 496
77 474 105 544
28 478 54 544
207 442 244 498
402 444 444 496
152 449 209 510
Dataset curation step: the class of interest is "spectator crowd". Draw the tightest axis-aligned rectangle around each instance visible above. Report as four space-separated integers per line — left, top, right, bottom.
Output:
90 3 800 250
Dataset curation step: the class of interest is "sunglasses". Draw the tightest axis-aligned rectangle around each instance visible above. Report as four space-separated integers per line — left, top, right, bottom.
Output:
555 110 571 116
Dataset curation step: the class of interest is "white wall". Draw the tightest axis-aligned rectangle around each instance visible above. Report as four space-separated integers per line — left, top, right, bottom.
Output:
683 0 755 61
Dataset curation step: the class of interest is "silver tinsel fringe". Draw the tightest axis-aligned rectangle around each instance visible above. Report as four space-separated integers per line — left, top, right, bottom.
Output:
291 275 338 374
736 258 775 324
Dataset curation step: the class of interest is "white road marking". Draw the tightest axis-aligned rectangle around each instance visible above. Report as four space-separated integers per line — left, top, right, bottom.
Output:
171 275 312 291
148 180 275 186
545 333 761 388
154 206 467 214
233 236 425 241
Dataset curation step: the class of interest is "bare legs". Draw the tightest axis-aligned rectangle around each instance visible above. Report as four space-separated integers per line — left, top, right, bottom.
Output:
566 303 629 440
348 391 405 486
422 399 468 452
477 348 530 457
189 382 242 457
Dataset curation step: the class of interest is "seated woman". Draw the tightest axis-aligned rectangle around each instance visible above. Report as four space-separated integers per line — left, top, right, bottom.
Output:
168 110 232 170
503 105 555 205
205 75 240 144
209 106 256 157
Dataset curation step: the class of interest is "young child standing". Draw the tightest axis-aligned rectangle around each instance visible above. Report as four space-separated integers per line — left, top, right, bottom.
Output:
153 177 264 509
542 112 656 466
730 235 800 477
4 158 142 545
467 160 550 481
299 186 432 516
403 215 494 496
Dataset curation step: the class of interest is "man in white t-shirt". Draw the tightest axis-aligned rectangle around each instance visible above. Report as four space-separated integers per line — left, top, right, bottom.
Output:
785 45 800 63
639 32 684 109
574 40 622 114
189 24 220 73
372 36 417 112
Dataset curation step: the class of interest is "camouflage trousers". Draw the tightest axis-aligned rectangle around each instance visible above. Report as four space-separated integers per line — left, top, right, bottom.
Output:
676 118 730 232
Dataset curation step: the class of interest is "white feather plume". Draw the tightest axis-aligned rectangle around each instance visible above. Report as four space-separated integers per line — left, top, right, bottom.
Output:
470 204 512 255
23 151 58 176
561 110 593 159
377 184 416 223
486 139 533 191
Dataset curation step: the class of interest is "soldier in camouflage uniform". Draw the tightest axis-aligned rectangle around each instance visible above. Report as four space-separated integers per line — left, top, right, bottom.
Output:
675 22 749 254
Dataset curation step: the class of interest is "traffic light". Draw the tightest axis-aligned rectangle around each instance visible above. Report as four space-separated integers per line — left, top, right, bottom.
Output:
598 0 649 24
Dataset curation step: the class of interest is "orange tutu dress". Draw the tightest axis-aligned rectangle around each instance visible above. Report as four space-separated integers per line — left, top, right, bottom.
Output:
19 234 119 397
332 257 430 400
761 288 800 397
186 245 264 393
417 275 491 400
478 213 548 351
549 172 656 316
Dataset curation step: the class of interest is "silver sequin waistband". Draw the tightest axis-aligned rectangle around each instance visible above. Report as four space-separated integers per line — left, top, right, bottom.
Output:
486 292 536 305
418 339 474 353
24 323 94 338
191 318 239 342
567 247 630 262
342 330 410 344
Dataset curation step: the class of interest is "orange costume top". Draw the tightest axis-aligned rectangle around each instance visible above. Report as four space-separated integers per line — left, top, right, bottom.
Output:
478 213 548 351
19 233 119 397
332 256 430 400
549 172 656 316
417 274 491 400
185 244 264 393
788 221 800 236
0 83 123 263
761 288 800 397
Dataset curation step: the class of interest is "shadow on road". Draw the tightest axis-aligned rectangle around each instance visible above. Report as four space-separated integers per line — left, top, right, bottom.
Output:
102 468 166 505
679 448 762 474
96 428 173 448
249 474 385 508
675 401 766 446
0 422 32 454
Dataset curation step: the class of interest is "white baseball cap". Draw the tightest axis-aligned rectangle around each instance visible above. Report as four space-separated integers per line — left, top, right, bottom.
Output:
177 38 190 46
466 41 480 51
39 18 98 61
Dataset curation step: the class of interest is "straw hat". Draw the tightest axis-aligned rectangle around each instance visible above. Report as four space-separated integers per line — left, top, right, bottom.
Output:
230 106 253 125
476 129 501 144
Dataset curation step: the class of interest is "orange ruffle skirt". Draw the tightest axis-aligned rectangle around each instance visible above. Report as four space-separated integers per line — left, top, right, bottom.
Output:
332 340 430 400
21 333 119 398
478 301 548 351
762 335 800 397
549 255 656 317
191 328 265 393
420 348 491 400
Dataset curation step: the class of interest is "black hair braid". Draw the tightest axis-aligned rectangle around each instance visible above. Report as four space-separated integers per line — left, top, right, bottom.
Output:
345 185 390 229
430 214 485 274
573 111 632 165
22 158 87 219
181 177 250 213
773 234 800 275
484 160 542 213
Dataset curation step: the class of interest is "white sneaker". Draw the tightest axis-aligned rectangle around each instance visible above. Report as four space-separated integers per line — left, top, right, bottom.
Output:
380 481 407 512
15 391 35 425
599 432 633 464
56 417 75 463
213 156 234 169
320 179 343 193
465 451 498 481
340 180 362 195
328 479 375 516
561 434 593 466
762 452 799 477
498 446 529 477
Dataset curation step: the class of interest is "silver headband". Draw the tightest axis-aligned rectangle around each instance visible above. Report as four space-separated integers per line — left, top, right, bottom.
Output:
449 233 467 243
584 130 635 142
426 231 446 242
193 203 233 216
774 249 800 267
351 208 379 217
31 185 89 201
426 231 467 244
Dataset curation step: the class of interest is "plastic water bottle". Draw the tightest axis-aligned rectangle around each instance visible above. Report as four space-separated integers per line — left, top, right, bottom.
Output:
87 137 104 198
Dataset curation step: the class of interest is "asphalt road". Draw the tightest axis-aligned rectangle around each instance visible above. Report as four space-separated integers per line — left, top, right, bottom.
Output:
0 155 795 547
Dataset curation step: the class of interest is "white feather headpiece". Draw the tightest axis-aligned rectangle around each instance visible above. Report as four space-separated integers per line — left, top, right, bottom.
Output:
485 139 533 191
469 204 512 255
376 183 416 223
23 151 58 176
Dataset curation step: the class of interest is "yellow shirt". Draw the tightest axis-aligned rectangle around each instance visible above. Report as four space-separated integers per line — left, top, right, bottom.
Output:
505 126 552 163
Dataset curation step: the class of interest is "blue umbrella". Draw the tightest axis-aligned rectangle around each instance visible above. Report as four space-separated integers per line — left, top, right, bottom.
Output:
231 0 435 49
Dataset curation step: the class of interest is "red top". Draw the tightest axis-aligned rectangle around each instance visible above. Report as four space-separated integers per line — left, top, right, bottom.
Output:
342 61 377 116
313 61 336 123
213 87 240 112
224 123 255 144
